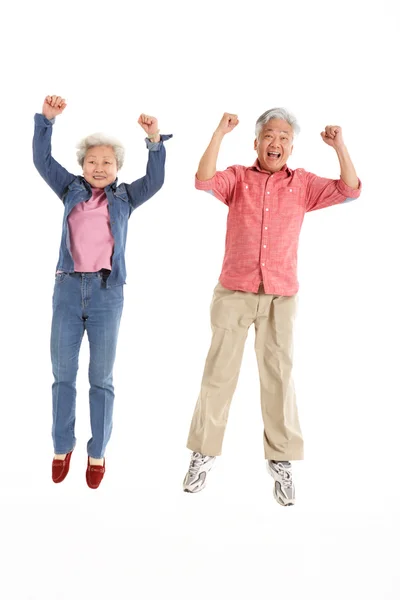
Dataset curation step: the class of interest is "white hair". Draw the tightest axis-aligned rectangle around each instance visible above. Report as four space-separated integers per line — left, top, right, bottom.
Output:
76 133 125 170
255 108 300 139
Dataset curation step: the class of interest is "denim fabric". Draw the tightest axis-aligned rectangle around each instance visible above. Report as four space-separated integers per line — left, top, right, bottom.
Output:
33 113 172 287
51 271 123 458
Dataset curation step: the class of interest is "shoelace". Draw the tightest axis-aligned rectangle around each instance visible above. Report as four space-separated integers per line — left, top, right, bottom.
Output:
188 452 206 476
274 462 293 488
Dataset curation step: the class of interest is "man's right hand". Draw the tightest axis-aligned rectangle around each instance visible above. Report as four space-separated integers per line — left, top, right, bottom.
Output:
42 95 67 120
215 112 239 136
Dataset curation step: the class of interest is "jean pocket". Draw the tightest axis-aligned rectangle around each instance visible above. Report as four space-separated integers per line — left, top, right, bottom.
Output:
55 272 68 284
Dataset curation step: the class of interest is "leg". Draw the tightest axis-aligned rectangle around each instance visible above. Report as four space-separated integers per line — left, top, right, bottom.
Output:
51 273 85 455
187 283 256 456
85 278 124 459
254 294 304 460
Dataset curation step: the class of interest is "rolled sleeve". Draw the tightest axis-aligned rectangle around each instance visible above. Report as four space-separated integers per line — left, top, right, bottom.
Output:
34 113 55 127
195 167 237 206
145 134 173 151
337 177 362 199
305 171 362 212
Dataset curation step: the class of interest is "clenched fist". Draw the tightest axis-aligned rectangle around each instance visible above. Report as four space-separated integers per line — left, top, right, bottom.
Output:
42 95 67 120
138 114 159 136
216 112 239 136
320 125 344 150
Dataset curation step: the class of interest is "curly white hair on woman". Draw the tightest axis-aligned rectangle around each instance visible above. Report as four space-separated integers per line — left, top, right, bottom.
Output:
76 133 125 170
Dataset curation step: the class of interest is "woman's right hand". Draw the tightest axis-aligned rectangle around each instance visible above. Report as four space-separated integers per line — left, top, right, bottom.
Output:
42 95 67 120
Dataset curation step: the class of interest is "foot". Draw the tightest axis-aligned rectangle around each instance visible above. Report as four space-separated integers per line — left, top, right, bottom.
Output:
183 452 216 493
86 457 105 489
89 457 104 466
267 460 295 506
52 451 73 483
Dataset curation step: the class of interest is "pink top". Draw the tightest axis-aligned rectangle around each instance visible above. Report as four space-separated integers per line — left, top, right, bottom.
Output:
195 161 361 295
68 187 114 272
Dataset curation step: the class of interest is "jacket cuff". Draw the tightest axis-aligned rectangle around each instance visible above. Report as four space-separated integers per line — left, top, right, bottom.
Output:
34 113 55 126
145 133 173 151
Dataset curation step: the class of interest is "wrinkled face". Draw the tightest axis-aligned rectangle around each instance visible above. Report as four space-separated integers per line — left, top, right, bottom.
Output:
254 119 294 173
83 145 118 188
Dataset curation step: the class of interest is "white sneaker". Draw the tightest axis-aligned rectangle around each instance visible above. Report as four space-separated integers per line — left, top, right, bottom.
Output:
183 452 216 493
267 460 295 506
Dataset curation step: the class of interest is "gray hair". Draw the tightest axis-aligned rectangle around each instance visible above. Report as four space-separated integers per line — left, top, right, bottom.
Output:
255 108 300 139
76 133 125 170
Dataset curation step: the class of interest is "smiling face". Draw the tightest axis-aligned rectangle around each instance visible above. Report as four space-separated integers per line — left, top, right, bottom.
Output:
82 145 118 188
254 118 294 173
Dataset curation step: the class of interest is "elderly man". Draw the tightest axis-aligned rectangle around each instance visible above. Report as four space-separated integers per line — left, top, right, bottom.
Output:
183 108 361 506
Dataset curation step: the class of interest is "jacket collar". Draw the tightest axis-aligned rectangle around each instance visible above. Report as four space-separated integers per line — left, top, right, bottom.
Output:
68 176 119 193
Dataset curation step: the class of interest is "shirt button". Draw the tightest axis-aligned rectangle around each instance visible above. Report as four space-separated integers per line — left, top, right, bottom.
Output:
289 189 292 192
267 191 270 195
245 185 248 189
265 227 268 230
262 263 265 266
265 208 269 211
263 245 266 248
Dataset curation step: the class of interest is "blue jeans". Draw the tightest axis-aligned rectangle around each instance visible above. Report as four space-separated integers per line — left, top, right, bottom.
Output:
51 271 124 458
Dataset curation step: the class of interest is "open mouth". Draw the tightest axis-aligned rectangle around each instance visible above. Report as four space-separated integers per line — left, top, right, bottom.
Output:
267 152 281 159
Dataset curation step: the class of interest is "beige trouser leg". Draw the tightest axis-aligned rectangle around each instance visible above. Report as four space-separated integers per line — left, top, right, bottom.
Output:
254 289 304 460
187 283 256 456
187 283 304 460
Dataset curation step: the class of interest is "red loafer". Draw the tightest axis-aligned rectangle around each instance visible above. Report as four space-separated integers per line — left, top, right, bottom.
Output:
86 457 106 489
52 451 73 483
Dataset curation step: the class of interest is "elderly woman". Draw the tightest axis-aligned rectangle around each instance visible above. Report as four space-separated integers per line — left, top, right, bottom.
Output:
33 95 171 489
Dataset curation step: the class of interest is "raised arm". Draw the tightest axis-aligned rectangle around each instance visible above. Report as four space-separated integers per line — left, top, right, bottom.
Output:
125 114 172 211
197 113 239 180
320 125 359 189
33 95 76 200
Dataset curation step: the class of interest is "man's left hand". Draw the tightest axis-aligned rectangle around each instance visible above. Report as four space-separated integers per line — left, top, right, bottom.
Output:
320 125 345 149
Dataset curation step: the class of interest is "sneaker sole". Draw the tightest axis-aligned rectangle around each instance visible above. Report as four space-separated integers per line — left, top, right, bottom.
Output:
273 487 295 507
183 472 208 494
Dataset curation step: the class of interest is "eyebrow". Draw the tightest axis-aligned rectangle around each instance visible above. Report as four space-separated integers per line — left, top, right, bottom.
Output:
87 155 114 159
264 128 291 135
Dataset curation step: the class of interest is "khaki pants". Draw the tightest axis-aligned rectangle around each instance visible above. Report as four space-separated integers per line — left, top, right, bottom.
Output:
187 283 304 460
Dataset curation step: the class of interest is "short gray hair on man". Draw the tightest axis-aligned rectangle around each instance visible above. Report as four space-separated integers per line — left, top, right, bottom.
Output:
76 133 125 170
255 108 300 139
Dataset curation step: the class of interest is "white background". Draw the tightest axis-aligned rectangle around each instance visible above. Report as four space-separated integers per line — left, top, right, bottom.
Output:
1 0 399 598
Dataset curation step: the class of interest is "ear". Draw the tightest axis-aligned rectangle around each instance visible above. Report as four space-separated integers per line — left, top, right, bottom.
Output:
290 144 294 156
254 137 258 151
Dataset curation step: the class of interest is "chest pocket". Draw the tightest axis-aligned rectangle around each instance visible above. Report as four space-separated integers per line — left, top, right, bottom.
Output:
233 181 264 214
277 185 305 215
114 190 131 220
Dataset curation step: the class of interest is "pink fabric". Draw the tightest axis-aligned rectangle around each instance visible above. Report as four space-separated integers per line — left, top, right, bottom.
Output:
67 187 114 272
195 161 361 295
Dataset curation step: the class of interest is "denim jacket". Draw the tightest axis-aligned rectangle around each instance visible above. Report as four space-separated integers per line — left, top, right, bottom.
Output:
33 113 172 287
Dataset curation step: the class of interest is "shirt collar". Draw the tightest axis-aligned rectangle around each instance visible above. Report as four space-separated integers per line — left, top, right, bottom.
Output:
250 159 293 177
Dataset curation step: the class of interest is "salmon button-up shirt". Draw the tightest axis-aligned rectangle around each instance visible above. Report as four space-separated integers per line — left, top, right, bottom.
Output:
195 161 361 296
